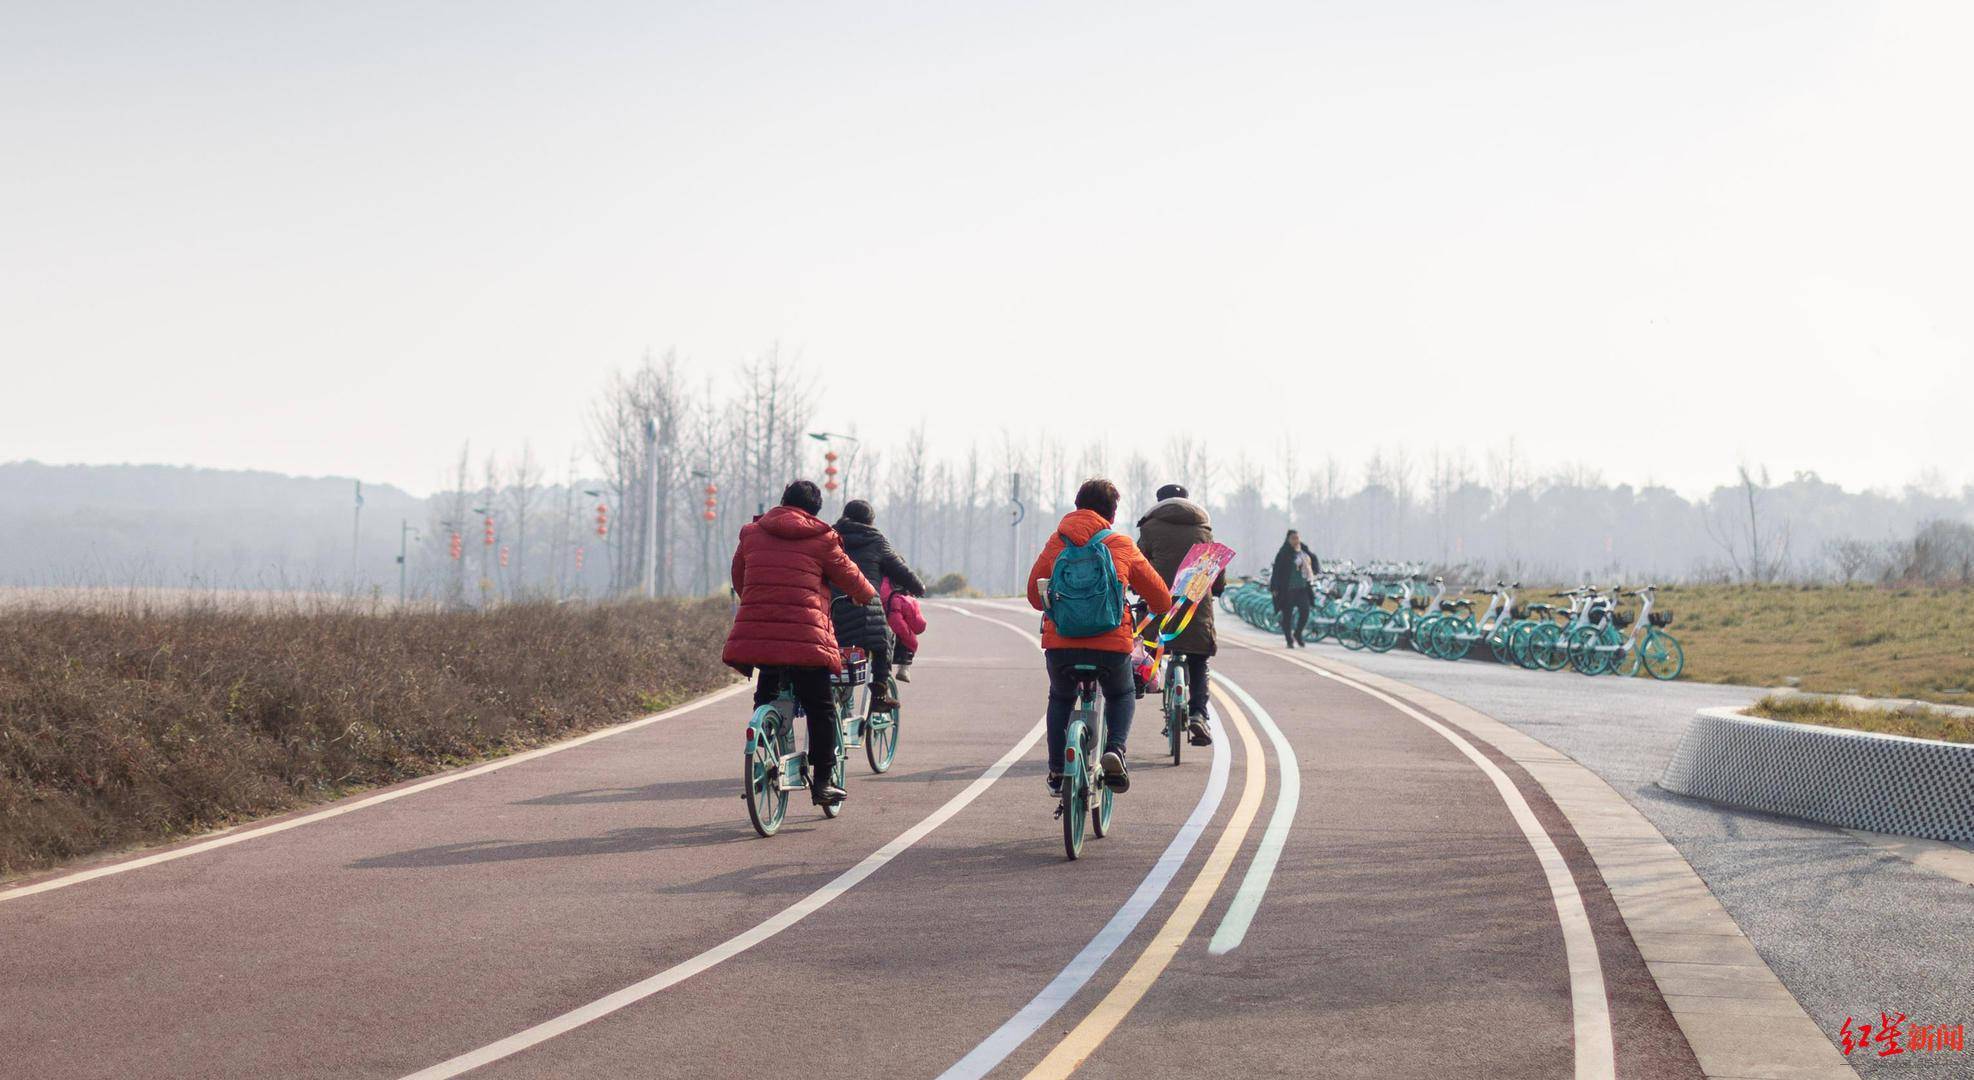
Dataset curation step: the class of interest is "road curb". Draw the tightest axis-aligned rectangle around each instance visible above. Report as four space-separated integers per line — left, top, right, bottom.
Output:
1662 707 1974 844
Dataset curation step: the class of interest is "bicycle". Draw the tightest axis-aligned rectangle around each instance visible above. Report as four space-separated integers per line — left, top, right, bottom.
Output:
831 647 901 773
743 667 851 838
1130 602 1189 767
1058 663 1116 860
1572 585 1685 679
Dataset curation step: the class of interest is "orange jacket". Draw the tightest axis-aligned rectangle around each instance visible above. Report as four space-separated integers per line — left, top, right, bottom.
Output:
1026 508 1174 653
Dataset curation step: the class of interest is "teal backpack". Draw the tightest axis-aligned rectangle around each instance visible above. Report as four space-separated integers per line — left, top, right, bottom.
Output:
1047 528 1123 638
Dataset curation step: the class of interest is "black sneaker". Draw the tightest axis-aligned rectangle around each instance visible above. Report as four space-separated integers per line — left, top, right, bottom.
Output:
1100 751 1130 793
811 784 847 807
1187 718 1213 746
1046 772 1063 797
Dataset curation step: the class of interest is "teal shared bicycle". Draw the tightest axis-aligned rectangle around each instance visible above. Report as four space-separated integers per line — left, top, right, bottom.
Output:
743 649 899 838
836 647 901 774
1058 663 1117 860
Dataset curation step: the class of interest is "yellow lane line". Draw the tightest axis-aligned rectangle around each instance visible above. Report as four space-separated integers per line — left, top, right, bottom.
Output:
1021 686 1269 1080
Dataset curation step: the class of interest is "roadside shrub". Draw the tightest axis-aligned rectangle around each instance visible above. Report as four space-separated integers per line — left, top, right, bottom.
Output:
0 597 736 877
927 572 971 596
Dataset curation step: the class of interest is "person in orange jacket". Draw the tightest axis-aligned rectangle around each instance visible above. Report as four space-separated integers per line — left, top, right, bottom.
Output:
1026 478 1174 796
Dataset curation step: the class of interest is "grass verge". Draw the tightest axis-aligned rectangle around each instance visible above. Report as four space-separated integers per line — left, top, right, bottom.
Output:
1449 583 1974 702
1748 694 1974 745
0 597 737 878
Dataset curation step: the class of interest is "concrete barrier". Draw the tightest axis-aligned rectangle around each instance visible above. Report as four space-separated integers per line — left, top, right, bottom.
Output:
1660 707 1974 843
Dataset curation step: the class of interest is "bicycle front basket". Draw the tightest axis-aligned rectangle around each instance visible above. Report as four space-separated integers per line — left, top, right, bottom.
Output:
1649 611 1674 628
831 649 871 686
1613 611 1633 629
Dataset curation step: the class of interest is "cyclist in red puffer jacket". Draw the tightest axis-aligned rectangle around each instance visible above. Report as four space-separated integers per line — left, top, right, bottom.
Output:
724 480 876 806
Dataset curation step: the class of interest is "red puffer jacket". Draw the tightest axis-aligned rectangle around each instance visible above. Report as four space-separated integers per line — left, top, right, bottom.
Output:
723 506 876 674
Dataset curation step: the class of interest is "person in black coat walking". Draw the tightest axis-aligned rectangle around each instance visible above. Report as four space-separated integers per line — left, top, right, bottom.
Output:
1270 530 1320 647
831 500 926 709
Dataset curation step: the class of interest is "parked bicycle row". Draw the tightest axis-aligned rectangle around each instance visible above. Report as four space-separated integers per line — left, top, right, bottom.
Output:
1220 568 1686 679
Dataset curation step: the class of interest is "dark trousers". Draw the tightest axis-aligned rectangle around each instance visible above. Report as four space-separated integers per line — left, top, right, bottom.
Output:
893 642 916 666
869 645 893 689
1172 652 1210 718
1276 592 1312 643
754 667 838 790
1044 648 1134 775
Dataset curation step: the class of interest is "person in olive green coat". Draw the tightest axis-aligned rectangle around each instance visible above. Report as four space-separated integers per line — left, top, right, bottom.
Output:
1135 483 1224 746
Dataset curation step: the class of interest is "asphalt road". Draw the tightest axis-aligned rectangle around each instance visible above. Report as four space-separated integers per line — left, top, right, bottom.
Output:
2 603 1719 1079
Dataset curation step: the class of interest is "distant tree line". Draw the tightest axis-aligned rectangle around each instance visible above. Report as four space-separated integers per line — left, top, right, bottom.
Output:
426 352 1974 600
8 353 1970 597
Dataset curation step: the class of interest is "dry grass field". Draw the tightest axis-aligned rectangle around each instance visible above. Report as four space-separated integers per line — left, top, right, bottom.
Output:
0 597 737 878
1450 583 1974 703
1647 584 1974 703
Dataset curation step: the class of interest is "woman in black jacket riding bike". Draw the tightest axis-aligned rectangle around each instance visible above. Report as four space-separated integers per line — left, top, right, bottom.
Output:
831 500 926 711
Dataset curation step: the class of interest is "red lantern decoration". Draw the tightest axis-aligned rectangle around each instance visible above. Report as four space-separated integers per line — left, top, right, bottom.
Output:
483 515 495 546
498 545 509 568
449 531 462 560
574 545 585 571
594 502 609 538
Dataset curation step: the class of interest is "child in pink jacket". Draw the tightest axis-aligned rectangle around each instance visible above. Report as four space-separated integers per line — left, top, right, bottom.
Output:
881 578 928 682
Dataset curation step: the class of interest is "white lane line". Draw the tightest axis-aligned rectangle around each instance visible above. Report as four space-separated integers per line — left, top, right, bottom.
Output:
1239 640 1617 1080
937 704 1232 1080
401 717 1047 1080
1207 675 1299 955
0 682 753 905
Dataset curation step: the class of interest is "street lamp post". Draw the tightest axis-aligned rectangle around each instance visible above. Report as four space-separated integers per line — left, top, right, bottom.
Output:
807 431 860 513
396 519 420 605
472 506 495 607
692 468 717 595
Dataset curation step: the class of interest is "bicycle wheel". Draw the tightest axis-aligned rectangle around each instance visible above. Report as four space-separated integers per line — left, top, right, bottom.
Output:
1062 720 1089 859
1362 610 1398 652
865 678 899 773
1092 779 1114 838
1530 623 1569 671
1164 663 1186 767
1411 614 1438 654
1566 625 1609 675
820 747 846 818
743 706 788 838
1338 609 1367 650
1437 618 1474 661
1642 630 1685 680
1509 622 1539 669
1486 624 1514 665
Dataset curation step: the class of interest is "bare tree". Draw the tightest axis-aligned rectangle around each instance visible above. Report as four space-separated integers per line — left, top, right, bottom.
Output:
1822 538 1873 585
505 442 541 598
1703 465 1793 582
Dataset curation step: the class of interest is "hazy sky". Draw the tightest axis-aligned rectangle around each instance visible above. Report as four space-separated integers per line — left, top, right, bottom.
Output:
4 1 1968 497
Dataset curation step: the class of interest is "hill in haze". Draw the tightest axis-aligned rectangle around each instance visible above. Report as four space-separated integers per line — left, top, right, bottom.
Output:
0 461 428 589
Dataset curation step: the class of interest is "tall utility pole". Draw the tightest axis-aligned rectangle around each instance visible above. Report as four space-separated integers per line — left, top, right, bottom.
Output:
396 520 418 604
641 417 659 599
352 480 364 590
1010 472 1025 597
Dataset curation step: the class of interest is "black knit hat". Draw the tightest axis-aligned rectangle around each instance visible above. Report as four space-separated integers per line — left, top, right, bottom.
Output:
1156 483 1188 501
842 499 875 525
